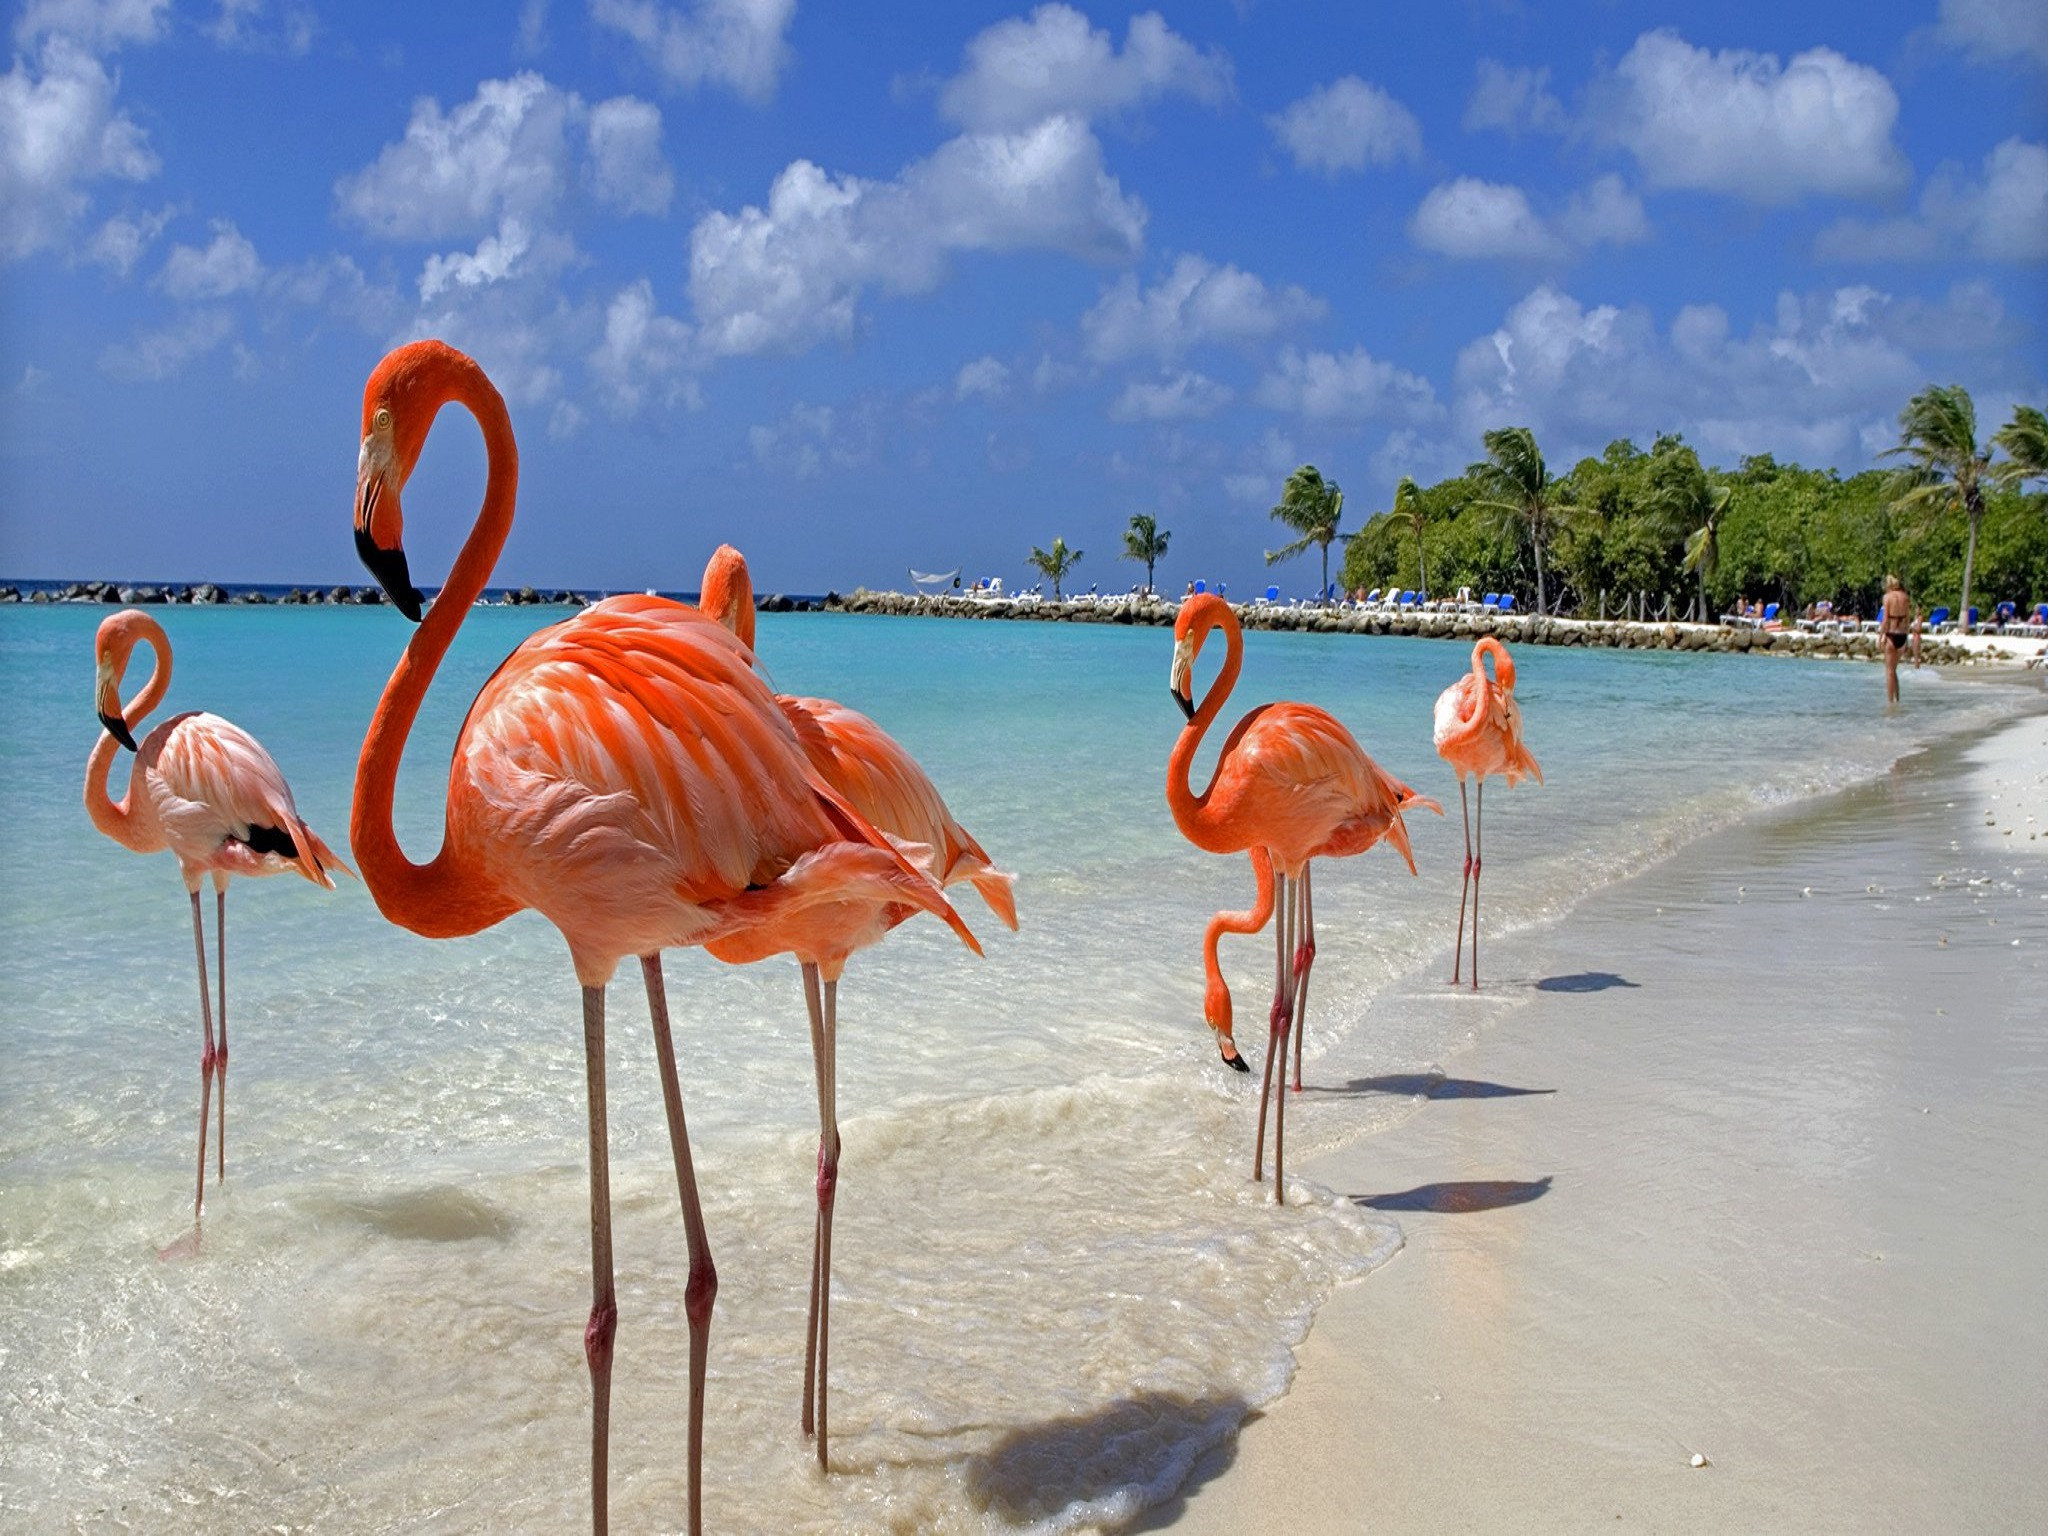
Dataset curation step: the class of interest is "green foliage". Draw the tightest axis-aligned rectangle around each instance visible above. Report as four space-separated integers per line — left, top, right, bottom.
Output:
1120 513 1169 593
1267 464 1348 602
1027 535 1082 600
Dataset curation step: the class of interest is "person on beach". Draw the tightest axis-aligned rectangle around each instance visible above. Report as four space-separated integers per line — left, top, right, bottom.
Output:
1880 574 1920 705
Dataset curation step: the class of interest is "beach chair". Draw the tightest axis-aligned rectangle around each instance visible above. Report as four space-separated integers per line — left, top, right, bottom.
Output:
1760 602 1781 629
1496 593 1516 614
1482 592 1500 612
1992 601 2016 630
1365 588 1381 606
1192 580 1206 595
1926 606 1950 630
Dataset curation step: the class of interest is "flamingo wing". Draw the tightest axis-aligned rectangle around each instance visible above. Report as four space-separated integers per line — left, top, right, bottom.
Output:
144 712 346 886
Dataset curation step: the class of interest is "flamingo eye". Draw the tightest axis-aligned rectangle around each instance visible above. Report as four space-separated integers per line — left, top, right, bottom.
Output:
373 407 393 433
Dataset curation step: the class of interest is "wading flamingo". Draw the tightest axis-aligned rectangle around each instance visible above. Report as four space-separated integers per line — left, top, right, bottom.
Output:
84 608 351 1227
1433 636 1541 988
698 543 1014 1461
1166 594 1438 1203
349 340 976 1536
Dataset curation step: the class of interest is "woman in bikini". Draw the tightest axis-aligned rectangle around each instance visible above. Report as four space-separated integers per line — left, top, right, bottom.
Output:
1880 574 1920 705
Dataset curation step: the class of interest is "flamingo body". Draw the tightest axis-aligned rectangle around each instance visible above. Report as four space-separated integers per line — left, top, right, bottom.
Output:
1166 594 1437 1197
85 609 350 1230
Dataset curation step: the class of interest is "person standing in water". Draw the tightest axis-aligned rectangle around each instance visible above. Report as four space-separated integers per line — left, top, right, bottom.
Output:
1880 574 1920 705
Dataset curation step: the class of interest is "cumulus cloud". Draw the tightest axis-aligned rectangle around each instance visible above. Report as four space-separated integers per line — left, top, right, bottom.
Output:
939 4 1230 132
1814 138 2048 264
1462 59 1565 136
14 0 168 52
1936 0 2048 70
99 306 234 381
689 114 1145 356
1409 174 1646 262
155 218 264 299
82 201 172 275
954 355 1010 400
1255 345 1442 425
589 278 698 415
747 400 876 479
589 0 795 103
1109 369 1230 421
586 96 674 214
1268 76 1422 175
1449 281 2021 467
1587 30 1908 204
206 0 316 55
1081 253 1323 363
0 37 160 260
1223 425 1300 505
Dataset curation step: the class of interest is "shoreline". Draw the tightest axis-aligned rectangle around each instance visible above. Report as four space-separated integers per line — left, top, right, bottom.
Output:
1147 707 2048 1533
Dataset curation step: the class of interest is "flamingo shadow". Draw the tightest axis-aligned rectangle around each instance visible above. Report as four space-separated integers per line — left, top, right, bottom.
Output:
963 1390 1250 1530
1306 1072 1555 1100
323 1186 520 1243
1534 971 1639 993
1355 1176 1554 1214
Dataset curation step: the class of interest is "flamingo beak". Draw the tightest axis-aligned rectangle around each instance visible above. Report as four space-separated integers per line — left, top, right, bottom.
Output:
1169 635 1195 717
1172 686 1194 720
98 707 137 751
354 460 425 623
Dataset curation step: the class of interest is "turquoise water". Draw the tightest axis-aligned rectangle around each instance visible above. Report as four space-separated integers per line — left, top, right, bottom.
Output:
1 601 2032 1532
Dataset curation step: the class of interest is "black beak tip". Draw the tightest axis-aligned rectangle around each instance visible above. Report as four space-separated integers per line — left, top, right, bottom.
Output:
356 522 425 623
1172 687 1195 720
99 710 137 751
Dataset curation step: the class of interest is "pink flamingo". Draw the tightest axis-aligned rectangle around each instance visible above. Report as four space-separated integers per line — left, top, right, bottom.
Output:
349 341 974 1536
84 608 352 1226
697 543 1013 1462
1166 594 1438 1201
1433 636 1542 988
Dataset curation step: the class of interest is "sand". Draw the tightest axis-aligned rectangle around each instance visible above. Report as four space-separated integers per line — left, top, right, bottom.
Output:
1147 708 2048 1534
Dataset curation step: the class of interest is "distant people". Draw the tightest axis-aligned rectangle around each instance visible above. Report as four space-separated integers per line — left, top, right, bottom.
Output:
1879 574 1920 705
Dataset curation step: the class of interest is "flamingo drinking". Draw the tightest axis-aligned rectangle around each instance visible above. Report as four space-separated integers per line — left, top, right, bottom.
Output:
1433 636 1542 988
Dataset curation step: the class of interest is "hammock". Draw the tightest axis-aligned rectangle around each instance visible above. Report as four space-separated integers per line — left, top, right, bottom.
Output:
909 567 961 589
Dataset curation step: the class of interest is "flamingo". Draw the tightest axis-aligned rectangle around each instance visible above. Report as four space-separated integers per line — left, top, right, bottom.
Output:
348 340 976 1536
697 543 1014 1462
1166 594 1438 1203
1433 636 1542 989
84 608 352 1228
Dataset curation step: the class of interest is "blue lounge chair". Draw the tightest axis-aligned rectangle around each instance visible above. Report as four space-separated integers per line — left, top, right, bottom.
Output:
1482 592 1499 610
1264 584 1280 604
1993 601 2016 628
1192 580 1206 595
1496 593 1516 614
1760 601 1780 625
1964 607 1979 628
1927 606 1950 628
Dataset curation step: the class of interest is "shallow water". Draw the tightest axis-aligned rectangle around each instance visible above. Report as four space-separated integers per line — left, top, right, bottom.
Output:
0 603 2033 1531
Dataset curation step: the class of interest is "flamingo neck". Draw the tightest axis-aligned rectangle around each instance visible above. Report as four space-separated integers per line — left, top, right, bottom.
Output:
352 360 521 939
1166 608 1242 850
84 622 170 852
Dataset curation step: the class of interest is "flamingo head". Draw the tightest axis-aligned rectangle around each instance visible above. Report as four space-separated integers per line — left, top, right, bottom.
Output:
353 342 459 623
700 543 756 650
94 657 137 750
1169 592 1228 719
93 609 159 751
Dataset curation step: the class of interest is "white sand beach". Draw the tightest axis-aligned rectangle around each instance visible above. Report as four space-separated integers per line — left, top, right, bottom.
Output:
1151 707 2048 1533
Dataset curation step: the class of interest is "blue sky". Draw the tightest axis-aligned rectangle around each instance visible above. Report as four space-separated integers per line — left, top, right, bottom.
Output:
2 1 2043 596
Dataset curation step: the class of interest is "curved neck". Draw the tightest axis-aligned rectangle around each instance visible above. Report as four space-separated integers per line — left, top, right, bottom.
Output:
1167 607 1242 846
352 360 521 937
85 622 170 851
1475 635 1514 692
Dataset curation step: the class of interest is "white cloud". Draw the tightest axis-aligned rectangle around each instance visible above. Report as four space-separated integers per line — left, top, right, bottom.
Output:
155 218 264 299
1462 60 1565 136
589 278 698 416
1448 281 2016 467
99 306 234 381
418 219 536 301
15 0 168 52
1588 30 1908 204
1109 369 1230 421
1815 138 2048 264
206 0 317 55
586 96 673 215
1255 345 1442 425
82 202 172 275
747 400 875 480
939 4 1230 132
0 38 160 260
689 115 1145 356
1081 253 1323 363
1936 0 2048 70
1223 425 1299 505
517 0 551 55
954 355 1010 399
588 0 795 103
1267 76 1421 175
1409 174 1645 262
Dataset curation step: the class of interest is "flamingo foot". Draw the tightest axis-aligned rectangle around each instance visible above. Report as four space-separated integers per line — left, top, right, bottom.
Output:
1219 1039 1250 1073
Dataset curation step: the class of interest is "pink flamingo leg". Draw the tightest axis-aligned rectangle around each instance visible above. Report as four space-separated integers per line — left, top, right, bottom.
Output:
1290 862 1315 1093
579 984 618 1536
1254 873 1296 1201
187 889 217 1225
1452 779 1472 983
1471 780 1484 990
642 955 716 1536
800 964 841 1464
214 884 228 1184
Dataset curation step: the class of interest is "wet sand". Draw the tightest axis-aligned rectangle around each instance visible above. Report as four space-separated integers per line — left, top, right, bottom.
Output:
1150 709 2048 1533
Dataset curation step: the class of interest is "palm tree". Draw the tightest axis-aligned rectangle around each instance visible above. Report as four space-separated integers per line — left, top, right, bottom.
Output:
1469 426 1580 617
1120 513 1170 595
1266 464 1348 604
1993 403 2048 490
1393 476 1428 597
1679 485 1731 623
1027 536 1083 600
1885 385 1995 632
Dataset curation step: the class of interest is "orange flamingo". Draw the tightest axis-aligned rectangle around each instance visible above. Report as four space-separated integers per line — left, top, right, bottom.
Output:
1433 636 1541 988
84 608 351 1227
1166 594 1438 1202
697 543 1014 1462
348 340 976 1536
